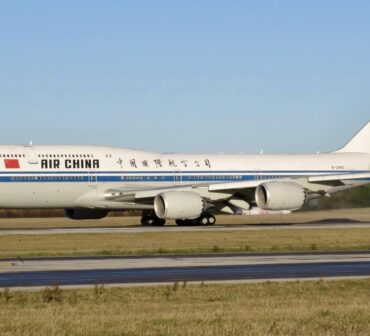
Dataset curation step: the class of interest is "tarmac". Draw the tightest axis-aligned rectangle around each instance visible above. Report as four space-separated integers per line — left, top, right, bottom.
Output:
1 221 370 235
1 251 370 288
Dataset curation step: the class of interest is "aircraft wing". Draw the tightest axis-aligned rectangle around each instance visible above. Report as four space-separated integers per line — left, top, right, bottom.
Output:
207 172 370 191
308 172 370 183
102 172 370 200
208 179 276 192
102 179 272 201
76 172 370 210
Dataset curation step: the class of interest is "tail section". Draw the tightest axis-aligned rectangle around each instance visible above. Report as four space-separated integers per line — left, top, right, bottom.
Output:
336 121 370 153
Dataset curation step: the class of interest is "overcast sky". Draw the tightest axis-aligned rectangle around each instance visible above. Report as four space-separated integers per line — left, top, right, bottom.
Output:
0 1 369 153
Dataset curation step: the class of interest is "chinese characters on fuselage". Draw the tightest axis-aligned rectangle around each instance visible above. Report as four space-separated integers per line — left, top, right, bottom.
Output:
127 159 212 169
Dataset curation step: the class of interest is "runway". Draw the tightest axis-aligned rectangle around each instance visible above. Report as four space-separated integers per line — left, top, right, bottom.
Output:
1 221 370 235
1 252 370 288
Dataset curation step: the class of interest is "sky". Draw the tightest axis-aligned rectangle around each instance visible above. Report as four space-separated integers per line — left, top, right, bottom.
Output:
0 1 370 153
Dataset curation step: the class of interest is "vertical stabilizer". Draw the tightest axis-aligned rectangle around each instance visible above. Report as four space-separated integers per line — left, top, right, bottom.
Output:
336 121 370 153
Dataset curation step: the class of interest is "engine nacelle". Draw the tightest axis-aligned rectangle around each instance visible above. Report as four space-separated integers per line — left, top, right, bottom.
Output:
64 209 108 220
255 182 307 211
154 191 205 220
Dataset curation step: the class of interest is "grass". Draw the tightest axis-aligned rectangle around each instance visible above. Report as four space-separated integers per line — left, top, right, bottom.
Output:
0 280 369 335
0 228 370 258
0 208 369 229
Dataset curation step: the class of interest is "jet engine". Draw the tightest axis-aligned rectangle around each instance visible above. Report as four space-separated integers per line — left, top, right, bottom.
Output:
255 182 307 211
154 191 205 220
64 209 108 220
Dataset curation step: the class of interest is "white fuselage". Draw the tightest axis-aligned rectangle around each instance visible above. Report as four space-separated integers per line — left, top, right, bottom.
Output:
0 145 369 209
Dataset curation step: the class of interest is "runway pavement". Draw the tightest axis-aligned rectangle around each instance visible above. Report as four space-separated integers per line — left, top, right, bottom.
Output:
1 221 370 235
1 252 370 288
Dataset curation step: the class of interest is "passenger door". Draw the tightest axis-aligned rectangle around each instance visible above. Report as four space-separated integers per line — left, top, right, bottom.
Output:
23 145 39 164
88 171 98 188
174 170 182 186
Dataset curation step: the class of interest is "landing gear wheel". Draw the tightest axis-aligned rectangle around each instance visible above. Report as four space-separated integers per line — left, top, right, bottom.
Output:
198 215 216 226
208 215 216 225
176 219 198 226
200 216 209 225
176 215 216 226
175 220 186 226
141 216 166 226
152 218 166 226
141 217 150 226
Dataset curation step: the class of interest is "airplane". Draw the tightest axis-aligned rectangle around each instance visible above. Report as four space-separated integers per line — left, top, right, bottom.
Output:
1 121 370 226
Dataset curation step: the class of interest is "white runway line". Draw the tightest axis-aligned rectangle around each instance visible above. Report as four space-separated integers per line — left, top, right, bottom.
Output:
2 253 370 273
1 222 370 235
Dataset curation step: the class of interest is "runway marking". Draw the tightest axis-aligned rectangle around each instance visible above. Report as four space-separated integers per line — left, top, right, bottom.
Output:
1 252 370 288
1 252 370 273
1 222 370 235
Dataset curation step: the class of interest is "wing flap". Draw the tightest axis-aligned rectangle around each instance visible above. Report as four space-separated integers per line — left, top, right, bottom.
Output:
208 180 269 192
308 172 370 183
105 185 197 201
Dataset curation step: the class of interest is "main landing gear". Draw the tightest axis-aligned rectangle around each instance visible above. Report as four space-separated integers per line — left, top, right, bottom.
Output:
140 212 216 227
175 214 216 226
141 214 166 226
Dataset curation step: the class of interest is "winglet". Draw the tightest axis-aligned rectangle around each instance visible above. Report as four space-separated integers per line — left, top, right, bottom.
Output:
336 121 370 153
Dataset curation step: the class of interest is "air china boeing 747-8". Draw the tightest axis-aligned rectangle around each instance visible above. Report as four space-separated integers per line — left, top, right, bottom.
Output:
1 122 370 226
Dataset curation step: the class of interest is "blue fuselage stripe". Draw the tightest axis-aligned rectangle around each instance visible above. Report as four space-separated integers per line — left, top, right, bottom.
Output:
0 169 368 175
0 171 369 183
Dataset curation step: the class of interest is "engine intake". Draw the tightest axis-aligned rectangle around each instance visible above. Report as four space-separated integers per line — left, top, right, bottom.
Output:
154 191 205 220
64 209 108 220
255 182 307 211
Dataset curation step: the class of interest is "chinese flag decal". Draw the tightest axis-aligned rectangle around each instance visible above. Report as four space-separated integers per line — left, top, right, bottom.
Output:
4 159 20 169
